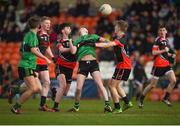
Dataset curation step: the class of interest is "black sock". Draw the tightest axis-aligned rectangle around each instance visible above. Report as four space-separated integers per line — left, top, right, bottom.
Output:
140 95 145 103
114 103 120 109
163 92 170 100
122 96 129 104
52 88 57 96
53 102 59 109
40 96 46 107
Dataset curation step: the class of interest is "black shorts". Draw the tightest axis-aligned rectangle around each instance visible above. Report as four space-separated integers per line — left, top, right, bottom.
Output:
18 67 37 80
112 68 131 81
36 65 48 72
78 60 99 77
55 65 73 83
151 66 172 77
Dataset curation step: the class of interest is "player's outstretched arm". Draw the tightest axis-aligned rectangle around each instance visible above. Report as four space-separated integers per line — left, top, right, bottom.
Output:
57 44 71 53
69 39 77 54
95 39 124 48
95 42 116 48
31 47 51 64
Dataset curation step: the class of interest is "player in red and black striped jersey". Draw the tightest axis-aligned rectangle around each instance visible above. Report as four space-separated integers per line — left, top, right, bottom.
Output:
36 16 55 111
52 23 77 112
85 20 133 113
139 25 177 107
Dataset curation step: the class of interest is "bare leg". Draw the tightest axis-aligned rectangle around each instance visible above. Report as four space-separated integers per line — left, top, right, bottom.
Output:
108 79 120 103
68 74 86 112
39 70 50 107
108 79 121 112
18 76 41 104
91 71 112 112
11 76 41 113
91 71 108 101
64 84 71 96
165 70 176 94
53 74 70 110
40 70 50 97
139 77 158 107
142 77 159 96
74 74 86 103
163 70 176 104
116 83 126 97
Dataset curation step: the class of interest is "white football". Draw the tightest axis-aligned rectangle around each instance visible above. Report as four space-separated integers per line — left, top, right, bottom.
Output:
99 4 112 15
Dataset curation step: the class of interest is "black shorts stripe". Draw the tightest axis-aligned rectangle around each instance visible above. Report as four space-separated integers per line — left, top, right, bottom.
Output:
35 65 48 72
151 66 172 77
55 65 74 83
115 69 121 80
112 68 131 81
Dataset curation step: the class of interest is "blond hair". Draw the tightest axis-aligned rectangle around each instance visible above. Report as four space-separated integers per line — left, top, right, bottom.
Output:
115 20 128 32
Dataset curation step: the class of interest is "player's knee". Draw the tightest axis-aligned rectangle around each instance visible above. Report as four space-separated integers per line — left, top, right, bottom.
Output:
60 83 66 91
38 85 42 92
31 86 41 93
44 80 51 86
43 80 50 88
149 80 157 88
151 83 156 88
170 78 176 85
108 83 113 89
76 89 82 94
170 80 176 89
139 85 143 91
30 87 38 93
63 91 68 96
147 82 156 89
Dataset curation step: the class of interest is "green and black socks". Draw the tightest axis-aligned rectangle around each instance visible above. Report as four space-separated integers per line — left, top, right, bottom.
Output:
74 102 80 109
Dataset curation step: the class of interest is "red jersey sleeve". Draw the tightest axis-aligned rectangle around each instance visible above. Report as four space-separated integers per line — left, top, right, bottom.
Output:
152 45 159 51
114 39 124 47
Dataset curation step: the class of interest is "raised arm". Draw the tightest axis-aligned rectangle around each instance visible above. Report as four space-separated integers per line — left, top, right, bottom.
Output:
95 41 117 48
57 43 71 53
99 37 106 42
95 39 124 48
69 39 77 54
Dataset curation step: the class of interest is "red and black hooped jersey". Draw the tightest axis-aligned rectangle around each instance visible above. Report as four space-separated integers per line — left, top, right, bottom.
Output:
113 34 131 69
152 37 170 67
37 31 50 54
56 38 76 69
37 31 50 65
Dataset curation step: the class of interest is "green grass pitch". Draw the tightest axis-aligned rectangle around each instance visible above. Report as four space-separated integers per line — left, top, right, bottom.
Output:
0 98 180 125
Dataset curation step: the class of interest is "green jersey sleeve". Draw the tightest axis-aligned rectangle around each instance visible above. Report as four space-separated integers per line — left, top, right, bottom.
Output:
91 34 100 42
73 39 80 47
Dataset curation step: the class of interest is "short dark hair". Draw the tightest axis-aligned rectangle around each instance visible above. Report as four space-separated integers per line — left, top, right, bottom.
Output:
115 20 128 32
27 16 41 29
158 24 167 29
59 23 71 33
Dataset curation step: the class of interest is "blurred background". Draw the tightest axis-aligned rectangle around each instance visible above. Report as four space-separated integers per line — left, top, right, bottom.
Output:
0 0 180 102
